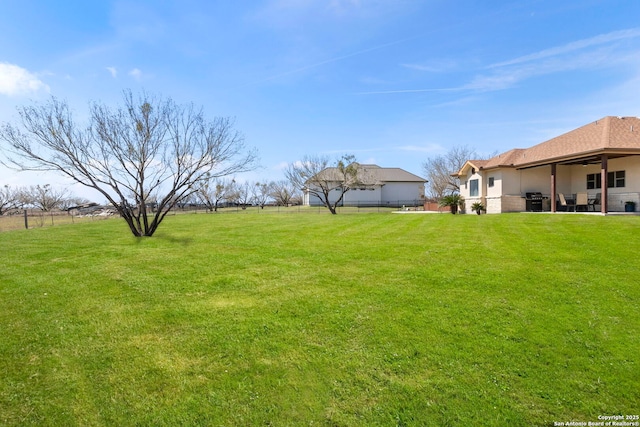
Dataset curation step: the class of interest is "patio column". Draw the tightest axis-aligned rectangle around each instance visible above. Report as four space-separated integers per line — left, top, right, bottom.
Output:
601 154 608 213
550 163 557 212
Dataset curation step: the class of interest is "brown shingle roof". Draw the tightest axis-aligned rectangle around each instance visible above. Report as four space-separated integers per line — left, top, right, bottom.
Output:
482 149 526 168
480 116 640 170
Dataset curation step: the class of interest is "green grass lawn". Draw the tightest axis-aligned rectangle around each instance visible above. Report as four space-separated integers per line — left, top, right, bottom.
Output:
1 212 638 426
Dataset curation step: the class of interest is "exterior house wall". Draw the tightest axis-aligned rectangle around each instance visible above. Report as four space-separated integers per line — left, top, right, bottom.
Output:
306 186 338 206
501 169 522 195
482 169 527 213
306 186 381 206
344 186 382 205
485 170 504 198
565 157 640 212
520 167 553 195
484 170 503 213
459 170 484 213
607 157 640 211
381 182 424 205
305 182 424 207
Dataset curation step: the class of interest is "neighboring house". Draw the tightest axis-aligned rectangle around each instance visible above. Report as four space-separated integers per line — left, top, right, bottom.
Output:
304 164 427 207
456 116 640 214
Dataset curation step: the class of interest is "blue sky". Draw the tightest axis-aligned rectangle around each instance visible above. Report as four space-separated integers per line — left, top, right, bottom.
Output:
1 0 640 200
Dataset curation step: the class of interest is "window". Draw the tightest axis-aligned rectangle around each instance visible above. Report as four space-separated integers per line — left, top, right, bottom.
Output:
470 179 479 197
587 173 600 189
609 170 625 188
587 171 625 188
488 177 494 188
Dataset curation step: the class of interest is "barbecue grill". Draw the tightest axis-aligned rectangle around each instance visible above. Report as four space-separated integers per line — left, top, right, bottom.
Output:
525 192 543 212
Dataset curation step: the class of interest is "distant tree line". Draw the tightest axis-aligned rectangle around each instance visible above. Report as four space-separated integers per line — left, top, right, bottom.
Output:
0 184 90 215
190 178 301 211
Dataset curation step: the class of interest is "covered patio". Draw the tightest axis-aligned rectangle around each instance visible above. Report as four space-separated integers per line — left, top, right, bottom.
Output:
523 152 639 214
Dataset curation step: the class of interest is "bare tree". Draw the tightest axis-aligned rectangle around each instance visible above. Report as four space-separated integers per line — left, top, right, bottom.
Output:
195 177 234 212
13 187 31 210
422 145 482 199
0 91 258 236
234 181 252 209
269 180 298 206
251 182 271 209
285 154 367 214
0 185 20 215
24 184 69 211
60 196 92 211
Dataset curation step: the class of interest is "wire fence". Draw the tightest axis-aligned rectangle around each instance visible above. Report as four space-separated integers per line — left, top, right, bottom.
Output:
0 210 114 232
170 203 417 215
0 202 432 232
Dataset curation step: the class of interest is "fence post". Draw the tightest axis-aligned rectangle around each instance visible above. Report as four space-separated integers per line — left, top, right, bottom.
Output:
24 210 28 229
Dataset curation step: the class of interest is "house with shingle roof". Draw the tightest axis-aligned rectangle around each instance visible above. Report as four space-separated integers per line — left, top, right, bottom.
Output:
303 164 427 207
456 116 640 213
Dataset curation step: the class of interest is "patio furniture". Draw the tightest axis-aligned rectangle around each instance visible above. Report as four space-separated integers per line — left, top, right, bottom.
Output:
558 193 575 212
588 192 601 212
576 192 588 212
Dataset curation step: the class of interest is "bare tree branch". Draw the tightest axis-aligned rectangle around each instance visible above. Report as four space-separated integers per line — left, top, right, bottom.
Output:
269 180 299 206
422 145 486 199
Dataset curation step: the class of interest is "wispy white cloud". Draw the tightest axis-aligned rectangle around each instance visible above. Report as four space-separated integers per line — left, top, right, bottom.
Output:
487 28 640 69
359 76 392 85
465 28 640 92
401 59 458 73
354 87 460 95
359 28 640 96
247 36 416 86
129 68 143 80
274 161 290 171
107 67 118 78
0 63 50 96
257 0 401 23
401 64 442 73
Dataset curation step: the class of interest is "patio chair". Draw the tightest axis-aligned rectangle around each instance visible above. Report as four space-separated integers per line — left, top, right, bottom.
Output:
558 193 575 212
576 192 588 212
588 193 601 212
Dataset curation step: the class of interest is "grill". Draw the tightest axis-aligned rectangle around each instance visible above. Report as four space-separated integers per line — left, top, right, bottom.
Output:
525 192 543 212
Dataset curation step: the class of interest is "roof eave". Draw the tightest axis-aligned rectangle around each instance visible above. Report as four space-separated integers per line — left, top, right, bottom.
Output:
515 148 640 169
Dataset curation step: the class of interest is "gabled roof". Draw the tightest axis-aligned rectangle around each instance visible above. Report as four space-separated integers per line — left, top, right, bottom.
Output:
475 116 640 172
457 159 489 176
314 163 426 184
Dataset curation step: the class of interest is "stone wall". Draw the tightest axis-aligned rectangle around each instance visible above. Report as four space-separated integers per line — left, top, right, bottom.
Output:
485 195 525 213
501 195 526 212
